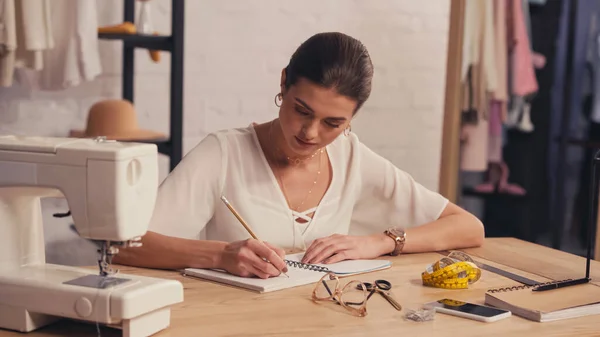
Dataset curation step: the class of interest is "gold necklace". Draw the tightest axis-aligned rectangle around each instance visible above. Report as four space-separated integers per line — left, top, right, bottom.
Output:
268 121 323 212
281 150 323 212
286 151 321 166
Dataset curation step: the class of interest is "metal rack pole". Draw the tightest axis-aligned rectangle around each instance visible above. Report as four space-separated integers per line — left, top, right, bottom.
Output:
169 0 184 171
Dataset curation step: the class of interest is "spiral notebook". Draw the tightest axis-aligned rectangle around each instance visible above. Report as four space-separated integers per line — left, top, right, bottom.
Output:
484 282 600 322
182 253 391 293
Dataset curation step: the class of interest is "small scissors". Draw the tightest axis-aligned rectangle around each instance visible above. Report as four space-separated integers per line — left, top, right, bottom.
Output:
358 280 402 311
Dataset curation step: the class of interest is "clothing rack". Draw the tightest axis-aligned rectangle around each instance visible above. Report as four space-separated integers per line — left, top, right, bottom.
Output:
98 0 184 172
552 0 600 253
551 0 579 249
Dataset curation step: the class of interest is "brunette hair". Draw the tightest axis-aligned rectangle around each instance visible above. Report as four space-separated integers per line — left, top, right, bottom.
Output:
284 32 374 113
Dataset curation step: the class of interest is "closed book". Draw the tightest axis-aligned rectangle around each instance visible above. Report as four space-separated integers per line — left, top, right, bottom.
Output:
484 282 600 322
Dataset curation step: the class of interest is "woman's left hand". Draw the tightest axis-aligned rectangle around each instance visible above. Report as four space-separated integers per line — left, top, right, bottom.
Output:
301 234 393 264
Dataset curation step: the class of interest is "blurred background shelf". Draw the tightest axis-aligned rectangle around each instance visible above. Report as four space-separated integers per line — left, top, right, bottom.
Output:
98 33 172 51
98 0 184 172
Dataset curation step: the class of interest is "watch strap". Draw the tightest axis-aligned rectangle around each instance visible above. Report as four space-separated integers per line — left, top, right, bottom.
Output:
384 228 406 256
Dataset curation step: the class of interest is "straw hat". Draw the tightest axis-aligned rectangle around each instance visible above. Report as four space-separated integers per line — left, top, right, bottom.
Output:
70 99 167 141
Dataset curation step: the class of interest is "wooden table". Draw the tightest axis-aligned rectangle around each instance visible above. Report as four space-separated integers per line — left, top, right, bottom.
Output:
1 238 599 336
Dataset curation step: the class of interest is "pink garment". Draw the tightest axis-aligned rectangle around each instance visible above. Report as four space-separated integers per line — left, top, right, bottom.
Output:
461 118 489 172
460 1 495 173
493 0 508 102
509 0 538 96
488 101 503 162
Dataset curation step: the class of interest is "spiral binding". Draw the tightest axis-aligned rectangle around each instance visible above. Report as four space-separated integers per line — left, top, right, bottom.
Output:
285 259 330 273
487 279 573 293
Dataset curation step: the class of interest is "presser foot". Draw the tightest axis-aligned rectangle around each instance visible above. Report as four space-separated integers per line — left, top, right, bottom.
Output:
65 223 144 276
96 238 143 276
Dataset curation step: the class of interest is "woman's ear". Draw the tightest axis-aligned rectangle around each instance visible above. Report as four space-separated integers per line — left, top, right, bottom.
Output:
280 68 287 95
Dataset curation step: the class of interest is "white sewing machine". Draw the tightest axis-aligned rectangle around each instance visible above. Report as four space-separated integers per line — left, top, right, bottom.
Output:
0 135 184 337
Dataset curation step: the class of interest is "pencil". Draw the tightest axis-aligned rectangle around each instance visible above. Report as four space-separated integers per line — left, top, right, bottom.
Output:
220 195 289 278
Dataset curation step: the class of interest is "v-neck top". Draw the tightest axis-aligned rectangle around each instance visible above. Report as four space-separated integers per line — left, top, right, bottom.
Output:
148 125 449 252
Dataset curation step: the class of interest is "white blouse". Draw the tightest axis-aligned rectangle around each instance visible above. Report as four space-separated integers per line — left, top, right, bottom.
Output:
148 125 449 252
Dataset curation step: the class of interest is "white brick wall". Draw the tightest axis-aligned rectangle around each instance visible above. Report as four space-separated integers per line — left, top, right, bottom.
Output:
1 0 450 265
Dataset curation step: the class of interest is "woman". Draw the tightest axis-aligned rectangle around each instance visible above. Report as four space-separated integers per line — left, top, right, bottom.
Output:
113 32 484 279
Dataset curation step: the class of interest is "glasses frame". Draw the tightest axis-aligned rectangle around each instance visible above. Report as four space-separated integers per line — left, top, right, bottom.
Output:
311 272 371 317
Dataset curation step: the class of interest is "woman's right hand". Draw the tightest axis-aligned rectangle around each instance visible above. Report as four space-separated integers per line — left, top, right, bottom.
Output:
218 239 288 279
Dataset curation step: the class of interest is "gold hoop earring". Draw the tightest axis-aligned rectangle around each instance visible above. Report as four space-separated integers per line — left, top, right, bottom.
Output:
274 93 283 107
344 125 351 136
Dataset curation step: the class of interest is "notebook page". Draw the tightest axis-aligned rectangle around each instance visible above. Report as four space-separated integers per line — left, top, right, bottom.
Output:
183 254 392 292
183 262 325 293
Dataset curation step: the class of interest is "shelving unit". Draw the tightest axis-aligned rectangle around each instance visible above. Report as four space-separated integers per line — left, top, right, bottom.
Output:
98 0 184 172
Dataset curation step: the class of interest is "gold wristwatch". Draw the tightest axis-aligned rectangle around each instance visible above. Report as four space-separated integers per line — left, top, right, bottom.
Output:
384 227 406 256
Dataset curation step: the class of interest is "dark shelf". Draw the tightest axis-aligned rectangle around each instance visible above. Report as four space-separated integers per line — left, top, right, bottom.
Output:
156 140 171 156
98 33 173 51
102 0 184 172
462 187 528 200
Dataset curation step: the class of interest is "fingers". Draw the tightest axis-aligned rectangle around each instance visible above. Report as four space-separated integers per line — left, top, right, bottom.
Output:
303 235 348 264
227 239 288 278
247 239 288 274
234 246 281 278
263 241 286 259
323 250 353 264
311 241 352 264
234 262 270 279
249 257 281 279
302 236 333 263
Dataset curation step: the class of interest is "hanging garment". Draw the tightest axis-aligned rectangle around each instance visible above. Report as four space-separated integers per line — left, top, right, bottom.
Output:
461 64 490 172
508 0 538 97
461 0 498 87
547 0 570 226
522 0 533 48
590 20 600 123
460 0 479 82
493 0 509 121
488 101 503 163
460 0 496 172
547 0 600 248
505 0 539 133
0 0 16 86
517 0 538 134
483 0 498 94
0 0 53 87
16 0 101 90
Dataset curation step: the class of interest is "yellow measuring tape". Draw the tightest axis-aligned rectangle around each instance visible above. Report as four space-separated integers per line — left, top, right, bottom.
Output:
421 251 481 289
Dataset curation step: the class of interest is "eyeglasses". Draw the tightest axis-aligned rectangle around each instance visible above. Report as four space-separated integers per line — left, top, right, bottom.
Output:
311 272 373 317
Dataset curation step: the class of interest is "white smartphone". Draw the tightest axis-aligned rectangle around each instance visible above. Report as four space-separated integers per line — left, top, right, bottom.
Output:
423 299 512 323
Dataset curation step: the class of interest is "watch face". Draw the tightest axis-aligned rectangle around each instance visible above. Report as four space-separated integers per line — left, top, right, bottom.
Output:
389 228 405 238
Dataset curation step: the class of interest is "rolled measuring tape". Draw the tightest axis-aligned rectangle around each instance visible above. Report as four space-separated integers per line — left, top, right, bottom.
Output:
421 251 481 289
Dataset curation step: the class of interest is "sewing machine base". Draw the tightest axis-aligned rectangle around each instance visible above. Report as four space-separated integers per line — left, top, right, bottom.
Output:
0 264 183 337
0 304 172 337
0 303 61 332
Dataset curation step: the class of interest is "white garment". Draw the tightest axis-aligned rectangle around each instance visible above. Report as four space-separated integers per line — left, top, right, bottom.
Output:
0 0 16 86
481 0 497 93
17 0 101 90
149 125 449 252
460 0 478 82
460 0 497 93
0 0 53 87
